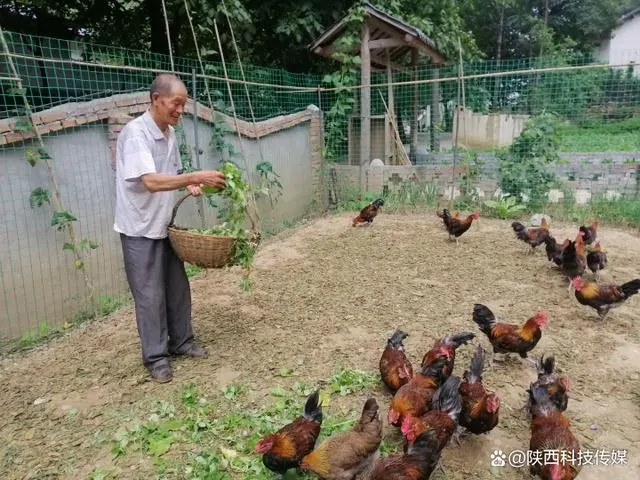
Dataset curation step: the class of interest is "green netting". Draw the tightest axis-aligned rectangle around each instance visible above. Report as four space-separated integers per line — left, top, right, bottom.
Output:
0 30 322 121
1 28 640 345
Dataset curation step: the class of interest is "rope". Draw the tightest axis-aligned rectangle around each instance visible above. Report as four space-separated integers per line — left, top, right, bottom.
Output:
220 0 268 165
0 51 635 93
211 17 261 230
182 0 215 112
160 0 175 71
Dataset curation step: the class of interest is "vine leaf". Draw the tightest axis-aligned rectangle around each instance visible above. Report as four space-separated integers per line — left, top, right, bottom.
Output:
25 147 51 167
29 187 51 208
51 210 78 231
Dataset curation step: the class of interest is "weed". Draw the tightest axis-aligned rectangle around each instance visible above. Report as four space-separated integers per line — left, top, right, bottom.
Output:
102 367 383 479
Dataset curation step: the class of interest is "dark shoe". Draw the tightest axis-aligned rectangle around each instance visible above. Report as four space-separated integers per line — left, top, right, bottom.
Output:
149 364 173 383
173 342 209 358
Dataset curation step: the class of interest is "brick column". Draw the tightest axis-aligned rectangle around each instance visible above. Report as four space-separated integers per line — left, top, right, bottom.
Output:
108 115 132 171
307 105 326 210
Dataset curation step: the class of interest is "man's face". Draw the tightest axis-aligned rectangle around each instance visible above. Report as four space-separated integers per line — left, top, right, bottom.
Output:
152 82 188 126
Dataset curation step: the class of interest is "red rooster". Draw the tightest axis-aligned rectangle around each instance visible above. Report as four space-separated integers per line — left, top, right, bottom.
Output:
353 198 384 226
526 355 570 414
511 217 551 254
366 430 442 480
579 220 598 245
437 208 479 245
586 241 607 280
388 357 449 427
528 383 581 479
255 389 323 475
400 375 462 474
457 345 500 442
572 276 640 319
420 331 475 377
379 329 414 393
472 303 548 366
561 232 586 291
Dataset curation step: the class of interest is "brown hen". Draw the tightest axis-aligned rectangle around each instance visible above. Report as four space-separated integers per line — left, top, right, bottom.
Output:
379 329 414 393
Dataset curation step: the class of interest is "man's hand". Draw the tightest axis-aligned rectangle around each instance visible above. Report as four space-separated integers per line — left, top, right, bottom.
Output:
187 184 203 196
196 170 226 190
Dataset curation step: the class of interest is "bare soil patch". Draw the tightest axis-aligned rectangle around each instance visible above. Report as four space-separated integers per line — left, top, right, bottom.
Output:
0 213 639 479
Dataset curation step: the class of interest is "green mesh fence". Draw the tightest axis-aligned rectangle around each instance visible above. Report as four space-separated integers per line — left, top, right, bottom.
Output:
1 28 640 345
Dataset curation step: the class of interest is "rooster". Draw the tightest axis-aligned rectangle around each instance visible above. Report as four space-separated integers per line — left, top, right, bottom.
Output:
472 303 548 366
525 355 570 414
528 383 581 480
561 232 586 292
579 220 598 245
299 397 382 479
586 241 607 280
379 329 414 393
511 218 551 254
544 236 565 267
572 276 640 319
400 375 462 474
388 357 449 427
457 345 500 442
420 331 475 377
353 198 384 227
365 430 441 480
437 208 479 245
255 389 323 476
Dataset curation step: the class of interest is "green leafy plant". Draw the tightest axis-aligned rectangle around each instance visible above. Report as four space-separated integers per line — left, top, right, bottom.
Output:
497 112 561 209
196 161 260 290
1 38 99 315
484 194 527 219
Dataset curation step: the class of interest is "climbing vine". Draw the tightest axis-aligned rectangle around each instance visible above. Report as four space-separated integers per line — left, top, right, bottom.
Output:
7 87 98 308
321 4 365 162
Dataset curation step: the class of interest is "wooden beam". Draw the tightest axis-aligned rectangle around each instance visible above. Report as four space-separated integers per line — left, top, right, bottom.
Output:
360 21 371 188
368 37 407 50
386 49 395 165
370 53 403 71
409 48 419 164
404 34 447 64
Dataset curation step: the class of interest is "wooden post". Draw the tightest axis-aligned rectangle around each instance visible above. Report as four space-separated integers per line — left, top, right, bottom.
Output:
409 48 419 164
430 67 440 152
359 21 371 188
386 49 395 165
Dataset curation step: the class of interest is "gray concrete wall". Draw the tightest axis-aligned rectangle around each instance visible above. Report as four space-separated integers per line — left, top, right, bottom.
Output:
0 116 314 339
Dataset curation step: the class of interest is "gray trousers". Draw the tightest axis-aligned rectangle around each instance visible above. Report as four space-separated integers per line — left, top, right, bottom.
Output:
120 234 194 368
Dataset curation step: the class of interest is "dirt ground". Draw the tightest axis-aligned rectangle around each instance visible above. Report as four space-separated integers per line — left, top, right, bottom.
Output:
0 212 639 479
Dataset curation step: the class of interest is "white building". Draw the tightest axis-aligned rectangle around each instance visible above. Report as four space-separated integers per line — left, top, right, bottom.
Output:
596 7 640 75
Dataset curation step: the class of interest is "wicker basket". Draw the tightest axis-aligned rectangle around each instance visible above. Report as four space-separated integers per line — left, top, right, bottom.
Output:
167 192 258 269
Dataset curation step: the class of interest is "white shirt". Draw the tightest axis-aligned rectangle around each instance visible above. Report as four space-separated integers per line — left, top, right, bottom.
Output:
113 110 181 239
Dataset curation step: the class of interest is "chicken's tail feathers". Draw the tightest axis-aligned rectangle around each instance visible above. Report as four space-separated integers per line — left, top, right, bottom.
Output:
407 430 442 470
538 354 556 377
448 331 476 349
437 209 451 220
431 375 462 421
463 344 485 384
529 382 554 415
303 389 323 423
620 278 640 298
472 303 496 335
511 221 526 232
388 329 409 348
359 398 379 425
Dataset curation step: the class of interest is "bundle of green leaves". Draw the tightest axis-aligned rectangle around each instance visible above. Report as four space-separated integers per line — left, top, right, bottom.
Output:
196 162 258 283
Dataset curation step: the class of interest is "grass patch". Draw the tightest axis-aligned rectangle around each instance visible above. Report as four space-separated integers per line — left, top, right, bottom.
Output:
558 118 640 152
3 293 130 354
105 368 381 479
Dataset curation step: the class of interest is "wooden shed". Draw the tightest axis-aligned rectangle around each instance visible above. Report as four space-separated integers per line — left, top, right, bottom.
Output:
309 1 447 185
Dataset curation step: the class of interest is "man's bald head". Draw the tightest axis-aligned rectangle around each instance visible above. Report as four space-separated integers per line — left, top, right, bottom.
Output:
148 73 188 129
150 73 186 101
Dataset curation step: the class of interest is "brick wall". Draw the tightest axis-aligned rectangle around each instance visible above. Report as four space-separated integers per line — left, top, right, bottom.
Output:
0 92 326 204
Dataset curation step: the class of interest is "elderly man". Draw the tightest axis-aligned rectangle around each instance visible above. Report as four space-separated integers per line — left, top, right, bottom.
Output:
114 73 225 383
